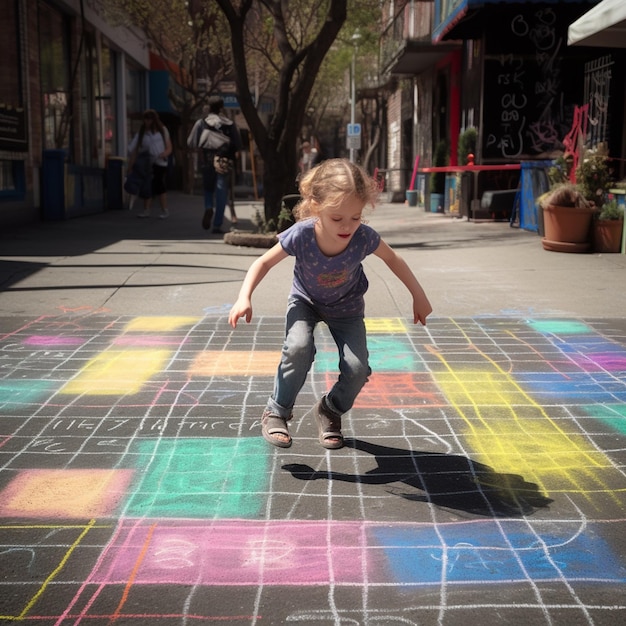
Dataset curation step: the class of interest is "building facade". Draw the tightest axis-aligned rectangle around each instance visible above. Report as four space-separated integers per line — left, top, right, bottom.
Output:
0 0 150 227
381 0 626 206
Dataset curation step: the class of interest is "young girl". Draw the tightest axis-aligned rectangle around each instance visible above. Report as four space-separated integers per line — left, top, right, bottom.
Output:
228 159 432 449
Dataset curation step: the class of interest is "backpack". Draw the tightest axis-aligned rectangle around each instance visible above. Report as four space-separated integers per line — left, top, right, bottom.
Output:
189 118 231 153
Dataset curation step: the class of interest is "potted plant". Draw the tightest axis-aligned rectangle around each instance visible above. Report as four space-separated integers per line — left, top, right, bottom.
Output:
576 150 612 208
540 182 595 252
593 198 624 253
430 139 448 213
457 128 477 166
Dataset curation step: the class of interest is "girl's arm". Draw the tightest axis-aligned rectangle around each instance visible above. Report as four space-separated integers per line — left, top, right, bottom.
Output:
228 242 289 328
372 239 432 325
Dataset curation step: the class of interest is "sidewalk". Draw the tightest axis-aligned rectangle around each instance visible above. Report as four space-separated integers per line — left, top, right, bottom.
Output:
0 192 625 625
1 190 625 319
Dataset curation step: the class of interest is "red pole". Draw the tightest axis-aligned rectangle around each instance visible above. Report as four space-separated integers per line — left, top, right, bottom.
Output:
409 155 420 190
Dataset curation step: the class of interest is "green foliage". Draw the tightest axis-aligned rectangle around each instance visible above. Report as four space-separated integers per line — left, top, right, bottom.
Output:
277 204 295 232
252 207 270 234
253 202 296 233
457 128 476 166
576 152 612 206
308 0 381 139
547 154 574 187
598 198 624 220
430 140 448 194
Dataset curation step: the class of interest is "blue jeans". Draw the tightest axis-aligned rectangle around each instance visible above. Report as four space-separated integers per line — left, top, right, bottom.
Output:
203 171 228 229
265 298 371 419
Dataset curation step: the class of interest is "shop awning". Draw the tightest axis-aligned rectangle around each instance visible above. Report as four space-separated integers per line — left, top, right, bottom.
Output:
568 0 626 47
434 0 599 43
386 41 461 75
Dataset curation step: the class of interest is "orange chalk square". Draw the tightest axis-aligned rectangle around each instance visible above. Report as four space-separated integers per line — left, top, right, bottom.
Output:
190 351 281 377
0 469 134 518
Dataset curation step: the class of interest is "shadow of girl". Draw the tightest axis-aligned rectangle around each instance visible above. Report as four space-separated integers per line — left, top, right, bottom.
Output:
283 438 552 518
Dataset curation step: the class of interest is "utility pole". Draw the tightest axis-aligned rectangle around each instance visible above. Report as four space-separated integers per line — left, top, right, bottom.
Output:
350 48 356 163
349 31 361 163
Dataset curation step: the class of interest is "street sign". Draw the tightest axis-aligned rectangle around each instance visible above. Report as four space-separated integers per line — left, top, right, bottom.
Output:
347 123 361 150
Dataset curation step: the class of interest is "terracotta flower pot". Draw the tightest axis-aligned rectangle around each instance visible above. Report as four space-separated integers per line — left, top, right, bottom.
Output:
593 219 624 253
542 203 594 252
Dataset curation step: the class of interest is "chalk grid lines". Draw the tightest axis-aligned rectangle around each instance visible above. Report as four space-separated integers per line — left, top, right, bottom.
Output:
0 313 625 625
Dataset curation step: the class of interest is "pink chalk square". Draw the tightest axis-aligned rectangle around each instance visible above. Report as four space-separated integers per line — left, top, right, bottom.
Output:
572 352 626 372
23 335 86 347
0 469 134 518
90 520 372 586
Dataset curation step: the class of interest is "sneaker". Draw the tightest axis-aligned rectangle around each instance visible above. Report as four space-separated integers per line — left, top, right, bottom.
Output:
159 209 169 219
202 208 213 230
137 209 150 218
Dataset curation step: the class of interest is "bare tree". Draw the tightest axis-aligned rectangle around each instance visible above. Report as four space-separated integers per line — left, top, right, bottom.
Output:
215 0 348 224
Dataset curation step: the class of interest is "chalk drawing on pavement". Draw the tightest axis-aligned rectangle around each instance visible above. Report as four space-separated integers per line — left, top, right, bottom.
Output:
0 313 624 624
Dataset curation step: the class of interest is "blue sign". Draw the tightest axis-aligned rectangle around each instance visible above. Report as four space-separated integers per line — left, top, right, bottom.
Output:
220 93 240 109
347 123 361 136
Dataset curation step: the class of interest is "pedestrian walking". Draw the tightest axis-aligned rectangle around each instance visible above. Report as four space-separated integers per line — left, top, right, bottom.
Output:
128 109 172 219
228 158 432 449
187 97 242 234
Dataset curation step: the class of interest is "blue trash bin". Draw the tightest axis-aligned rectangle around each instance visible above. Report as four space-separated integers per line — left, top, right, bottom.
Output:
518 160 553 233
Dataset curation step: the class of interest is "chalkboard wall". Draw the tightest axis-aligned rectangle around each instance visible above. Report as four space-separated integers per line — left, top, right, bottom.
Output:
481 6 594 162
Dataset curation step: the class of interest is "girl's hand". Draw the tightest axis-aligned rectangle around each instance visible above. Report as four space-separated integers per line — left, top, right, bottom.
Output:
228 299 252 328
412 295 433 326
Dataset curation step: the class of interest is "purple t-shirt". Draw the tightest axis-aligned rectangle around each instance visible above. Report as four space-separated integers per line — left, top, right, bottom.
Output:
278 218 381 318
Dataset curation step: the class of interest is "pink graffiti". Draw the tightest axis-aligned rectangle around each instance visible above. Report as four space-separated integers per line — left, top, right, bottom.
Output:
562 104 589 183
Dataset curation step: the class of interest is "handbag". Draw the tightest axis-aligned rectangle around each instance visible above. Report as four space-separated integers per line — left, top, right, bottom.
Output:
213 155 231 175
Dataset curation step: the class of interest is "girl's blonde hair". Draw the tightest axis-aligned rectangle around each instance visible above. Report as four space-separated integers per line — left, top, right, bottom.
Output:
294 158 380 220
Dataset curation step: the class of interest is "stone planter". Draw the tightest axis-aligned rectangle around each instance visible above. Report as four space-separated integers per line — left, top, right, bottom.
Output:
593 219 624 253
223 230 278 248
541 203 594 253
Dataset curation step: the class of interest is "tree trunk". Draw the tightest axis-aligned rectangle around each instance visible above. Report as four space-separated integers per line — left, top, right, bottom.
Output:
262 140 300 228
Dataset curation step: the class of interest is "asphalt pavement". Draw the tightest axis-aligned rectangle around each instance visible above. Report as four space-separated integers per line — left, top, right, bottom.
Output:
0 192 625 625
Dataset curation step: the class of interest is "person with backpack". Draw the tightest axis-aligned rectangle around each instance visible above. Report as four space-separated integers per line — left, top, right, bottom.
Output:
187 97 242 234
128 109 172 219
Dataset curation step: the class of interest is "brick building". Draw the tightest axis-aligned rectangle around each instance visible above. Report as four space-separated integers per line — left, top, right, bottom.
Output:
0 0 150 227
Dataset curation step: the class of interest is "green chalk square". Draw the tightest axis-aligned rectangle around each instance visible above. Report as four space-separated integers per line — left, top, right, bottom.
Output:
313 335 421 373
0 380 58 409
126 437 269 519
528 320 592 335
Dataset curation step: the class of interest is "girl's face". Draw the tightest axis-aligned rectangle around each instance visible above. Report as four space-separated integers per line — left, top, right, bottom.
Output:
314 193 365 254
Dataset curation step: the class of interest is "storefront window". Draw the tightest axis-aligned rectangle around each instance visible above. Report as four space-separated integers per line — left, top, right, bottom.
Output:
39 1 70 151
126 64 145 143
100 45 117 158
0 0 27 155
80 31 97 166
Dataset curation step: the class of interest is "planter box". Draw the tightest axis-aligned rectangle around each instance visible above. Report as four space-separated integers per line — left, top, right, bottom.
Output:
593 219 623 253
542 203 594 253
